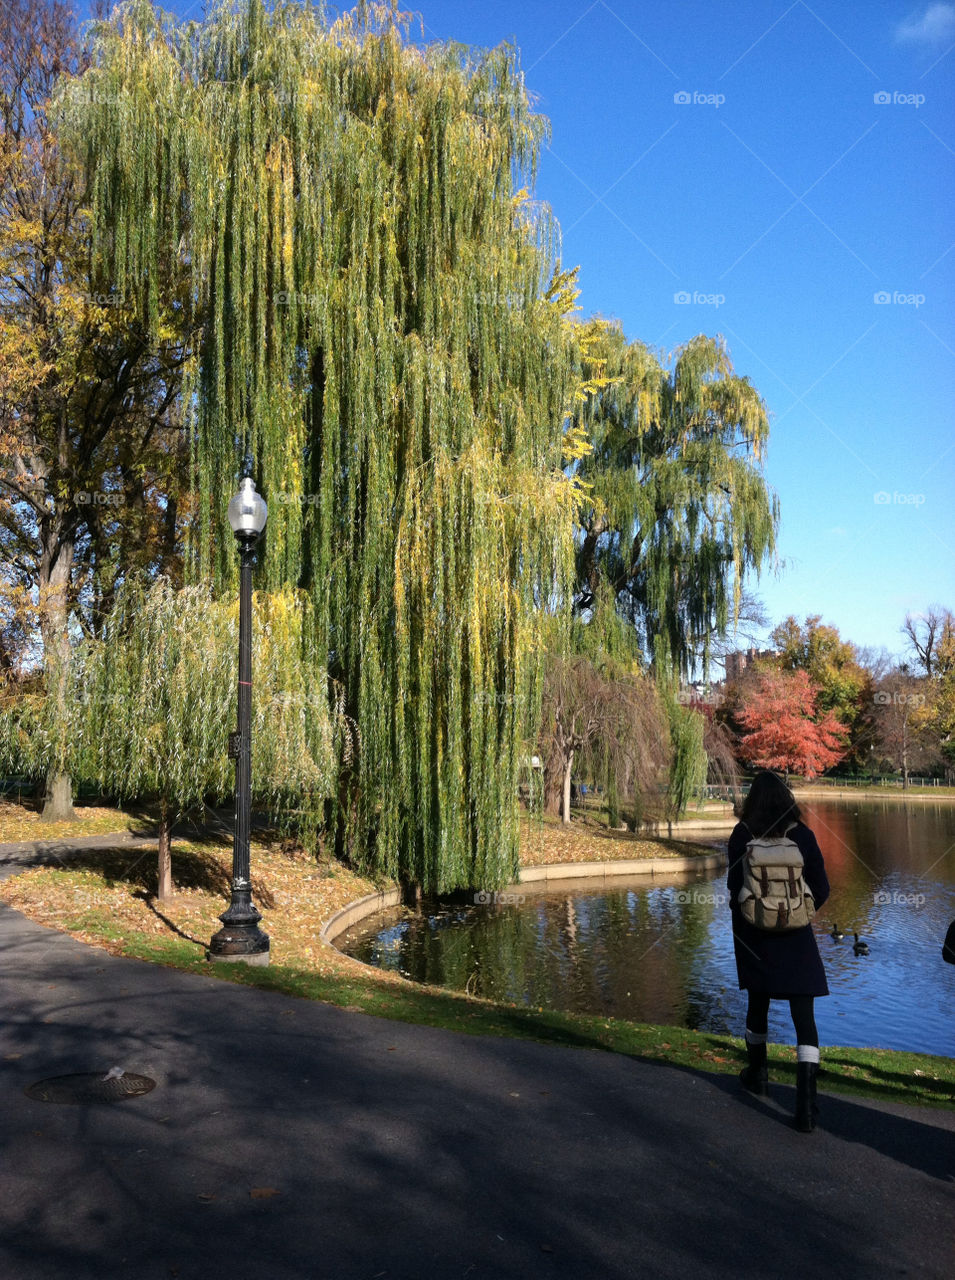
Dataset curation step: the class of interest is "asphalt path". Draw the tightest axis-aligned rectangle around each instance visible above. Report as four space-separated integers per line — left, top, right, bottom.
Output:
1 839 953 1280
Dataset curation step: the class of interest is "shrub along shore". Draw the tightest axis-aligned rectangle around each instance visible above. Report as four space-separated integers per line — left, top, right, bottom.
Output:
1 799 952 1111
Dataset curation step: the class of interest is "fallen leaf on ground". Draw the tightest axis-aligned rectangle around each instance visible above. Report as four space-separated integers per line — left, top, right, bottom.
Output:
250 1187 281 1199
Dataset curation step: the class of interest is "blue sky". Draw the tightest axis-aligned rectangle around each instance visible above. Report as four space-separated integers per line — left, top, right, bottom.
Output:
79 1 955 661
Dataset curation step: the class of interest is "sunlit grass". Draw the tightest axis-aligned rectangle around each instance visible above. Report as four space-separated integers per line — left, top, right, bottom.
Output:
0 796 150 843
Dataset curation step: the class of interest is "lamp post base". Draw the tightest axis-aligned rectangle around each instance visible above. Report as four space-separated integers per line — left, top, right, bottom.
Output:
208 925 271 966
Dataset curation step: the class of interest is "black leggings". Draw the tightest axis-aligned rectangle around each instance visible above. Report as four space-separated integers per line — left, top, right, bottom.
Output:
746 992 818 1047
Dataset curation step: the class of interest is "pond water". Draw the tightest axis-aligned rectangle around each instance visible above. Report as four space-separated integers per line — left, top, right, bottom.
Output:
337 799 955 1057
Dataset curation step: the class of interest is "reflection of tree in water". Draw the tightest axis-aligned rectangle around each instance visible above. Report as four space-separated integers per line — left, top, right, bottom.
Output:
357 881 729 1024
800 799 955 935
397 905 482 989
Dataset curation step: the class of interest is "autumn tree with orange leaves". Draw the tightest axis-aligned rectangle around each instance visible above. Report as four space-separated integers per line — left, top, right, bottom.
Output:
735 668 847 780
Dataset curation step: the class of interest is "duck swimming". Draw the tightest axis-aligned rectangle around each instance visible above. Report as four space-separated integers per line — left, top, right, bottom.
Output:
830 923 844 941
853 932 869 956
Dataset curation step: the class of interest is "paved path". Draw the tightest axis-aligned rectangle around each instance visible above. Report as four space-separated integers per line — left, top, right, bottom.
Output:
1 841 953 1280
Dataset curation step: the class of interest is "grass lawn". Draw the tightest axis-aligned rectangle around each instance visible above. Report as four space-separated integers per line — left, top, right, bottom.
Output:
0 796 150 842
1 799 952 1111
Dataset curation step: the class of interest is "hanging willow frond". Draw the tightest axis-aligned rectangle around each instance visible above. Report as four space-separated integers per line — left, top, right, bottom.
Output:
1 577 337 819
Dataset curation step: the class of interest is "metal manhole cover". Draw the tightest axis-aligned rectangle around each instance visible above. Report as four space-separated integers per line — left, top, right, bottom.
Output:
25 1072 157 1104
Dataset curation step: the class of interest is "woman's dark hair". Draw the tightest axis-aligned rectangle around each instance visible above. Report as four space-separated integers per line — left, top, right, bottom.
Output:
739 771 801 836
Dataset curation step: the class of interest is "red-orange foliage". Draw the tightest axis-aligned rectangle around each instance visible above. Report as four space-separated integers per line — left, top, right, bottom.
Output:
736 669 847 778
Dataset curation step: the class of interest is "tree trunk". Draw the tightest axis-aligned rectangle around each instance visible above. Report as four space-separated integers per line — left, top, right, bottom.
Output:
39 531 76 823
157 800 173 901
562 752 573 824
400 880 423 910
41 773 75 823
606 760 619 829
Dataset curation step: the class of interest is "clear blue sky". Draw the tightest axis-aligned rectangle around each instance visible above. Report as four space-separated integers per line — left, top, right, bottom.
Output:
80 1 955 662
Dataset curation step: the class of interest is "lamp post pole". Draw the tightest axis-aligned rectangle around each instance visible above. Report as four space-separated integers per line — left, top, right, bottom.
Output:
209 477 270 966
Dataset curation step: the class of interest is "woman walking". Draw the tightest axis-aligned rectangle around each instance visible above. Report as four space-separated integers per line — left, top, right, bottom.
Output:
727 771 830 1132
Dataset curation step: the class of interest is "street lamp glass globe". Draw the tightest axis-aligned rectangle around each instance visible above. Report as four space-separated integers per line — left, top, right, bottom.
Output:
227 477 268 537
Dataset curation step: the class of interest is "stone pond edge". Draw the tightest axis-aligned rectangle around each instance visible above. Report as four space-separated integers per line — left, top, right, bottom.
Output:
319 851 726 947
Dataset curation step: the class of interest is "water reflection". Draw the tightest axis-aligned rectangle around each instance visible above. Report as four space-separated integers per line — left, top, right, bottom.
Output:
339 800 955 1056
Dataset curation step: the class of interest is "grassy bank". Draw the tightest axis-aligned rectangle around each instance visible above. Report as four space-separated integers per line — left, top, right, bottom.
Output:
1 802 952 1111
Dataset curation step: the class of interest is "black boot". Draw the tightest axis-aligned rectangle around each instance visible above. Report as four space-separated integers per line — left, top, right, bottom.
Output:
739 1035 769 1096
795 1060 819 1132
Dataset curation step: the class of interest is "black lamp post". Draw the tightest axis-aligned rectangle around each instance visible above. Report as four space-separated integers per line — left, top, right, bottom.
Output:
209 477 271 966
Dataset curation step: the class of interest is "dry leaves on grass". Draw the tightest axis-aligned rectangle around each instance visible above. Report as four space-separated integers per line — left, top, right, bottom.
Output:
0 837 408 986
0 799 145 844
518 812 712 867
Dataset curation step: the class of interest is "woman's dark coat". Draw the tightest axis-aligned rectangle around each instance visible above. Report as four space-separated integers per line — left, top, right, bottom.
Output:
726 820 830 997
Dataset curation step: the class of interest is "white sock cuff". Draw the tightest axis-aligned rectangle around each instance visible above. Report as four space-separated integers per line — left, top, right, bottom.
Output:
797 1044 820 1064
745 1028 768 1045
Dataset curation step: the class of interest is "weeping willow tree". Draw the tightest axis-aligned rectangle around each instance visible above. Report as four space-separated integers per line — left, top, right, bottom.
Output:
54 0 581 892
564 319 777 815
538 652 669 827
570 319 778 678
0 577 338 899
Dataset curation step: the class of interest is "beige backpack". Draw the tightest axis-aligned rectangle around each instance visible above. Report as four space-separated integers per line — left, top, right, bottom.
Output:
738 825 816 932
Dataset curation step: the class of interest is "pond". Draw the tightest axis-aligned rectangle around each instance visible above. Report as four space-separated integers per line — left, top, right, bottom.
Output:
336 799 955 1057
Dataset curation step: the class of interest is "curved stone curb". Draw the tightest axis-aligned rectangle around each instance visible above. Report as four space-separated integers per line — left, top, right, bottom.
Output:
518 852 724 881
320 886 404 945
641 818 736 834
320 851 725 946
792 787 955 803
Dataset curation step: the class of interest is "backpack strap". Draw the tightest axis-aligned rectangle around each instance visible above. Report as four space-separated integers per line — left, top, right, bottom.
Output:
743 820 798 839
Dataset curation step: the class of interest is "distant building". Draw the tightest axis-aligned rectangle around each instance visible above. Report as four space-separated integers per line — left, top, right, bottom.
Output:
725 648 776 682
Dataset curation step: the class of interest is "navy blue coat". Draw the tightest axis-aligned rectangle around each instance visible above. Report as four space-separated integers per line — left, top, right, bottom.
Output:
726 820 830 997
